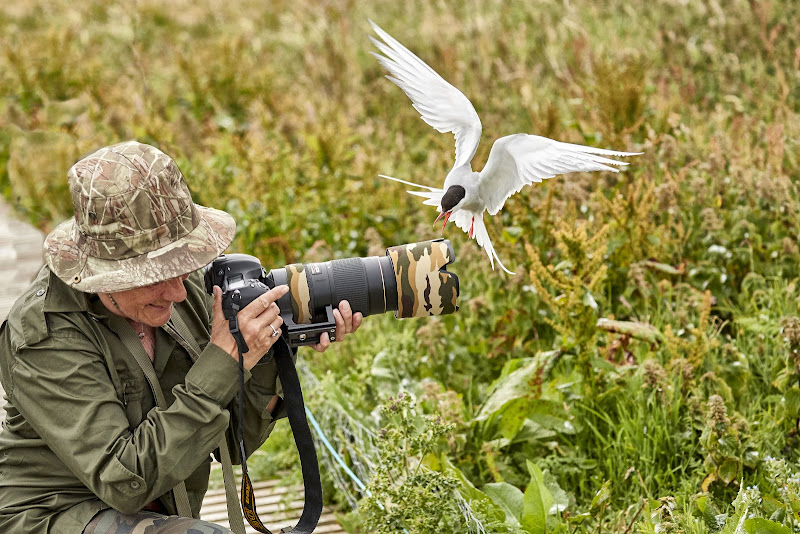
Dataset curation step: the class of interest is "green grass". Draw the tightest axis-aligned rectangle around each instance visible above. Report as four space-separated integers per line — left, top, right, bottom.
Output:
2 0 800 532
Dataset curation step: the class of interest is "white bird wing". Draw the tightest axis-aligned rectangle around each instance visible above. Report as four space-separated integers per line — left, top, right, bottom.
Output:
451 210 515 274
369 20 482 169
478 134 642 215
378 174 444 209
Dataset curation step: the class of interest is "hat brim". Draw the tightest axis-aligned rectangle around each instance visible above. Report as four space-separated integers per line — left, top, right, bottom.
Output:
44 205 236 293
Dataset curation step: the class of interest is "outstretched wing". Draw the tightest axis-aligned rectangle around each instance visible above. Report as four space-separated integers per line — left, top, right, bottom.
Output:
478 134 642 215
369 20 482 170
378 174 444 209
451 210 515 274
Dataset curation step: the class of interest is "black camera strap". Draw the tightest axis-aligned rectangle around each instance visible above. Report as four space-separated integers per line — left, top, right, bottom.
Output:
166 305 322 534
229 310 323 534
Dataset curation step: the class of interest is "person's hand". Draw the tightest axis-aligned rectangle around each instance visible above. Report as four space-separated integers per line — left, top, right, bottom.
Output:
310 300 363 352
210 285 290 370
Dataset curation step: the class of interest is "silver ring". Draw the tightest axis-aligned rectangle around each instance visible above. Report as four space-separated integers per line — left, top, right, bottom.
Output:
269 324 280 338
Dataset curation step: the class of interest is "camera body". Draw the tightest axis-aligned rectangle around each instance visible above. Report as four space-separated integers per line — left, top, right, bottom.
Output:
205 254 340 347
204 239 459 347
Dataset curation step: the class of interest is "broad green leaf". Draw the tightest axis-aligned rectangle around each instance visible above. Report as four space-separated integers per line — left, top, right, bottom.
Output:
482 482 523 526
768 508 786 523
744 518 792 534
475 358 543 422
513 418 558 444
542 469 569 515
521 461 548 534
493 398 531 440
717 458 740 484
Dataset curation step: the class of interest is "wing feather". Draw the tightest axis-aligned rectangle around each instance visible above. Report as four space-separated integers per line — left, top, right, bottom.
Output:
478 134 642 215
378 174 444 209
369 20 482 169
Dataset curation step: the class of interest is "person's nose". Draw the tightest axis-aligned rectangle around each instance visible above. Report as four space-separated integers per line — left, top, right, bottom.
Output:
161 276 188 303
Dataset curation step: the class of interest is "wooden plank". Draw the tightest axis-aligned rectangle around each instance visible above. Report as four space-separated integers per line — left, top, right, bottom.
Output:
201 481 346 534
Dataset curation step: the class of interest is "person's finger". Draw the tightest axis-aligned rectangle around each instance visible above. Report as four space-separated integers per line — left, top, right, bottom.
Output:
333 308 346 342
310 331 330 352
209 286 236 355
212 285 223 319
339 300 354 335
265 316 284 341
212 286 231 330
353 312 363 332
238 285 289 319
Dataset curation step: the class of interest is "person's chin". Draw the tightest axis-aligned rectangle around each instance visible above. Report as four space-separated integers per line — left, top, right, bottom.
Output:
147 304 172 325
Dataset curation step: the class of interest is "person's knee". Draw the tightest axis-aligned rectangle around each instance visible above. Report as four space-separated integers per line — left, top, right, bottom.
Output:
83 509 234 534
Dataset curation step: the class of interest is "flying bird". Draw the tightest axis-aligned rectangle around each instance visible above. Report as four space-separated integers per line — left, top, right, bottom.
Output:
369 20 641 274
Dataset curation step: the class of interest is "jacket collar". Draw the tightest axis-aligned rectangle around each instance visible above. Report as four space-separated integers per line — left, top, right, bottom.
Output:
41 267 107 319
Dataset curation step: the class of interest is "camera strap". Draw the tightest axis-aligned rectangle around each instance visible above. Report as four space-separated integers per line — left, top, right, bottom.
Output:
166 308 322 533
229 311 323 534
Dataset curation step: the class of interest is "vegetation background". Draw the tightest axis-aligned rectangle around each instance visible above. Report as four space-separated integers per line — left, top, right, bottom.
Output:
2 0 799 532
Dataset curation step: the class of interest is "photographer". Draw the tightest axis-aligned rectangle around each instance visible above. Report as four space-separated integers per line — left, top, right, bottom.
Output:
0 141 362 534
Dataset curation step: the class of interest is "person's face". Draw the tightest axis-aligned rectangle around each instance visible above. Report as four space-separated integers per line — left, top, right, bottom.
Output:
103 274 190 326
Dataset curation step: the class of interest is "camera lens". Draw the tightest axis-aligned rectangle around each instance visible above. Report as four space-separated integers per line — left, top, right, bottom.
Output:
270 239 458 324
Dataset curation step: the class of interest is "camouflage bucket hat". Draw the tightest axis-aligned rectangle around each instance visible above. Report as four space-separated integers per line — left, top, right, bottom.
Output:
44 141 236 293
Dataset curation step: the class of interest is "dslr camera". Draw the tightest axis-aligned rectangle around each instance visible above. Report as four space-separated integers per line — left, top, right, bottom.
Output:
204 239 460 347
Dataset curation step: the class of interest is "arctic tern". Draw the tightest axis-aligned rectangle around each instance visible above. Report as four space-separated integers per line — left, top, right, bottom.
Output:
369 20 641 274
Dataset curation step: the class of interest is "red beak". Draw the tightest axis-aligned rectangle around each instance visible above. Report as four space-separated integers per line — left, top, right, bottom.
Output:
434 211 452 231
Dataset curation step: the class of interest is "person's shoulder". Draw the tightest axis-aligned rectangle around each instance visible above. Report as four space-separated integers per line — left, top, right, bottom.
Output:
183 270 209 300
3 266 90 350
181 270 213 315
4 266 54 348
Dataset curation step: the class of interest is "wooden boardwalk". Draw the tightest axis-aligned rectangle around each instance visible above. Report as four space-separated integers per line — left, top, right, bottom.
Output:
0 201 345 533
201 478 345 533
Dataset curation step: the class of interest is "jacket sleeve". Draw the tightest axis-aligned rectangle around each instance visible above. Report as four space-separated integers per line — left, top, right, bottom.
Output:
188 275 288 465
9 329 244 514
223 345 298 465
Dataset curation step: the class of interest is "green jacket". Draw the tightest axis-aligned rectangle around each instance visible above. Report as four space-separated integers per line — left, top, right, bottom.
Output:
0 267 283 533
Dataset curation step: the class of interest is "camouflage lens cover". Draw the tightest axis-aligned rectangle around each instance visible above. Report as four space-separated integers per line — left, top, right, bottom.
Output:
281 239 459 325
285 263 313 324
387 239 459 318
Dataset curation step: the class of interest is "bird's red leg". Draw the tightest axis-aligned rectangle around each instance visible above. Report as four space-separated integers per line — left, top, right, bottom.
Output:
468 217 475 239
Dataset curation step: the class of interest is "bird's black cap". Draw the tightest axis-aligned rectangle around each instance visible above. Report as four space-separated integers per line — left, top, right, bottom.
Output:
441 185 465 212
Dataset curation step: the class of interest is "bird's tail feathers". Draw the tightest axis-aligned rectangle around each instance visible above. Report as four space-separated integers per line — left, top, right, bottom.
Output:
452 211 515 275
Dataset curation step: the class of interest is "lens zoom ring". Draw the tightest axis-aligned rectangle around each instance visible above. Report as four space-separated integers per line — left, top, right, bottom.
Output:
331 258 369 314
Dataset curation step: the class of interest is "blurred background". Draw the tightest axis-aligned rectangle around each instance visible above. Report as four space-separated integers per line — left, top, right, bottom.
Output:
2 0 800 532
